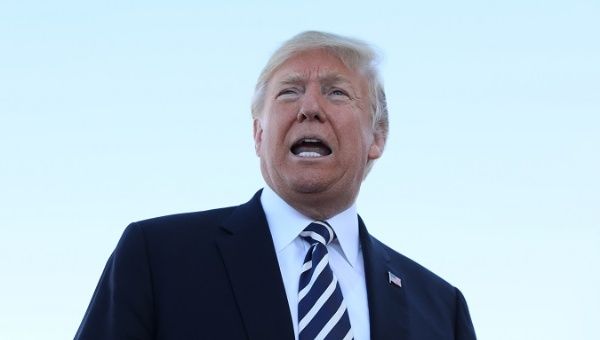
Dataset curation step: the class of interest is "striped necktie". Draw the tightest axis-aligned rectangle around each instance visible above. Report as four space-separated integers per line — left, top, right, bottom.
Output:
298 221 353 340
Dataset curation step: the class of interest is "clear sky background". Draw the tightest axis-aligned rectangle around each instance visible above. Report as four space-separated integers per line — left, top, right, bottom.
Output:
1 1 598 339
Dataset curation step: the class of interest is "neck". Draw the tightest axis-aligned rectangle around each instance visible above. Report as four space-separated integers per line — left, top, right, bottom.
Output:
275 189 357 221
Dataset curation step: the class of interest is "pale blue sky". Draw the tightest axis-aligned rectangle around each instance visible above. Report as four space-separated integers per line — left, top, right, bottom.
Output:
1 1 599 339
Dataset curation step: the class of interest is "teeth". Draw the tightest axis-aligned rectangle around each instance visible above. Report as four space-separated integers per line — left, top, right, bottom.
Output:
297 151 322 158
303 138 320 143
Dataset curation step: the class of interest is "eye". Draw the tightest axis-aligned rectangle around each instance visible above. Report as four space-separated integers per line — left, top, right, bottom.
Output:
276 88 300 98
328 88 350 98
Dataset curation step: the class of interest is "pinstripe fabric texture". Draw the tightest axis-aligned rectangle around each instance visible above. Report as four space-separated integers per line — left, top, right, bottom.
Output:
298 221 353 340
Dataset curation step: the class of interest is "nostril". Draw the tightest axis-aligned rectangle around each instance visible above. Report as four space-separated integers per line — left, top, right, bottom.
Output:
298 109 322 121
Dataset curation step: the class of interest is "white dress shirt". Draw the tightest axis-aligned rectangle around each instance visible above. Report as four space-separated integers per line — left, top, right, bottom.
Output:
260 186 370 340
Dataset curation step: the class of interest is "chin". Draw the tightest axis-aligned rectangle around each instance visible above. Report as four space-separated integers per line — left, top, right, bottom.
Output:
287 177 332 195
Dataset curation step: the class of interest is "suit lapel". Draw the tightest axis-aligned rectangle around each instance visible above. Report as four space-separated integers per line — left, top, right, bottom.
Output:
359 217 411 339
216 191 294 340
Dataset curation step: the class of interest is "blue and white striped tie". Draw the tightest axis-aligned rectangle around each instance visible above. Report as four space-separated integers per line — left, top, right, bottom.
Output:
298 221 353 340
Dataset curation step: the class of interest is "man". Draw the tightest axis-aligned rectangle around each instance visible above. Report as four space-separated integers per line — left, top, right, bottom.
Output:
76 31 476 340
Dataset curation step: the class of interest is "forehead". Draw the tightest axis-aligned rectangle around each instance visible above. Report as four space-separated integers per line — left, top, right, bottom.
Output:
269 49 366 86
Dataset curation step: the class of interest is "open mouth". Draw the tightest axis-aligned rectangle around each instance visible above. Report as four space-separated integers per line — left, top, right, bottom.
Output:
290 138 332 158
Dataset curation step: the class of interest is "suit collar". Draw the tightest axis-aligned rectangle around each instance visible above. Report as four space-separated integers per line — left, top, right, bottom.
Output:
359 216 411 339
217 190 295 340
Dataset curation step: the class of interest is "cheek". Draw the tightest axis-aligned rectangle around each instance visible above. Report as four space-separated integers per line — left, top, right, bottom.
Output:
261 115 291 150
269 105 299 130
337 111 373 143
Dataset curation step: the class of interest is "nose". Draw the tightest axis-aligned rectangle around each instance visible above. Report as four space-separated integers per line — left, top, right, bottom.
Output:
297 86 325 122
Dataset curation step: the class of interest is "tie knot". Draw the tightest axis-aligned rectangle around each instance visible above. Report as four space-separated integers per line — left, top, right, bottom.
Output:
300 221 336 246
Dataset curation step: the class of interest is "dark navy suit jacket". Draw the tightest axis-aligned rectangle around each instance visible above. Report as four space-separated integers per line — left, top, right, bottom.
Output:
75 191 476 339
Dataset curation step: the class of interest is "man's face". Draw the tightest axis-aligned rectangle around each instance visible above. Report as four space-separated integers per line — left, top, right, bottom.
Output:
253 49 384 217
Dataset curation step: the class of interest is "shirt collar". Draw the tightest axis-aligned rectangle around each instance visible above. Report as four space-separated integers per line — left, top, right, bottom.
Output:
260 186 360 268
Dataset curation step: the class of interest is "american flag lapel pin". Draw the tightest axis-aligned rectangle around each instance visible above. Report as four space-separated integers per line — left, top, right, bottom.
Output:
388 271 402 288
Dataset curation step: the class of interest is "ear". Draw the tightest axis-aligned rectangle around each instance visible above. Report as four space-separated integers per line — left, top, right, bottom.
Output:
367 129 385 161
253 118 263 157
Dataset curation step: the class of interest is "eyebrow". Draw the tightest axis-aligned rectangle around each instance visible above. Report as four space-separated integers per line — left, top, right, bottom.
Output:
277 73 305 86
319 74 353 87
276 73 354 88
